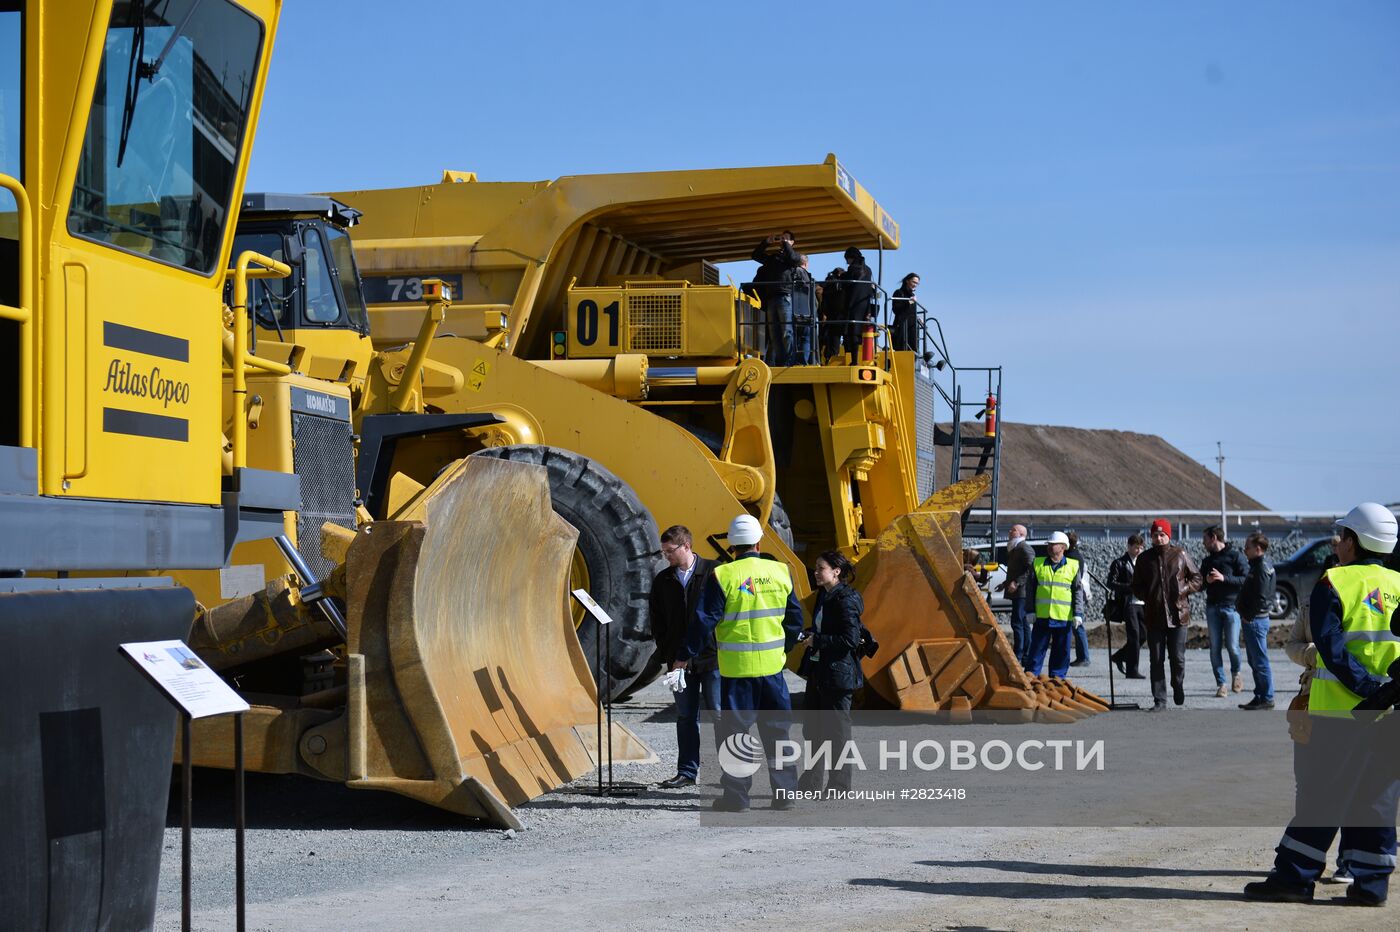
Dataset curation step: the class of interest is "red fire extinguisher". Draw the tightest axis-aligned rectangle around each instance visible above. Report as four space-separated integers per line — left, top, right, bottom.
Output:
861 325 876 364
985 393 997 437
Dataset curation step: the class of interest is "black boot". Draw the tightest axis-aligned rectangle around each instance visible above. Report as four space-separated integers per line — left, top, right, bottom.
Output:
1243 877 1313 903
1339 885 1387 907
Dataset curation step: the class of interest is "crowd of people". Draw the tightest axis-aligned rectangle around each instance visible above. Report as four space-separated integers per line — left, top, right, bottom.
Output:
749 232 921 366
643 503 1399 903
999 519 1278 711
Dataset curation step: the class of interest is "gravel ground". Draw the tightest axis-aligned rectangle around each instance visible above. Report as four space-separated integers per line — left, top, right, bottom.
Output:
154 642 1380 931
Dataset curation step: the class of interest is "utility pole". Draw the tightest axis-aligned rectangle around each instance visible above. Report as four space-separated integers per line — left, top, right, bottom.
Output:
1216 441 1227 538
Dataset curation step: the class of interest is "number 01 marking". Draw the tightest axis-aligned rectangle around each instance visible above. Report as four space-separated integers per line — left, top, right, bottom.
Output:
575 299 620 347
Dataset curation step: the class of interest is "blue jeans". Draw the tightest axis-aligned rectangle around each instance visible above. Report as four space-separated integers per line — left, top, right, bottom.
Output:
717 673 798 805
1009 595 1033 667
1073 622 1090 664
1206 604 1242 686
791 317 814 365
765 292 794 367
1241 615 1273 702
674 667 721 779
1025 618 1071 678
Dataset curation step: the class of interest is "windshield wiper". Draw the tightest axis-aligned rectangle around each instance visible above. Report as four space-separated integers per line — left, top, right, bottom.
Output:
141 0 202 80
116 0 147 168
117 0 202 167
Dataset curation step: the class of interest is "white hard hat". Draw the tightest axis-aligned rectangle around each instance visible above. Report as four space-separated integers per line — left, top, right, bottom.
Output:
1047 531 1070 547
1335 502 1398 555
728 514 763 547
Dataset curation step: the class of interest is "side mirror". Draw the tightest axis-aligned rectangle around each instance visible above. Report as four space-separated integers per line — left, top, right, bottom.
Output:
283 234 304 264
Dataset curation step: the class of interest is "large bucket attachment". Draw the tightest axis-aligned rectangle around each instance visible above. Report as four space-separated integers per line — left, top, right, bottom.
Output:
854 475 1108 722
187 456 651 828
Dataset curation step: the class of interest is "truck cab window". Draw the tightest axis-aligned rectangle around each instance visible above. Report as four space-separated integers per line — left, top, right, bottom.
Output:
231 230 290 327
302 226 341 323
66 0 262 275
324 225 370 333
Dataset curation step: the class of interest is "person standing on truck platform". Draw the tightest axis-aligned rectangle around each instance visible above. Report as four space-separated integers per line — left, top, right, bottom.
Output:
840 247 875 361
1023 531 1085 679
1133 518 1204 711
1201 525 1248 698
677 514 804 812
647 525 719 789
1245 502 1400 906
997 525 1036 667
751 231 801 367
890 272 920 351
791 254 815 365
818 266 846 362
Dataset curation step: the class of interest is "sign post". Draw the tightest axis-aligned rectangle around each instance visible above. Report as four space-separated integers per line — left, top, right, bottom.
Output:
571 590 644 797
120 641 251 931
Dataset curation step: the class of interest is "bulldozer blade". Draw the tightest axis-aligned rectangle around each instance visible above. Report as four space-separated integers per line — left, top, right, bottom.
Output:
854 475 1107 720
327 456 651 826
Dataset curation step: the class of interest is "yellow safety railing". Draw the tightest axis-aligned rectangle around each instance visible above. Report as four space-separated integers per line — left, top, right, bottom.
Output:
0 173 34 447
227 251 292 468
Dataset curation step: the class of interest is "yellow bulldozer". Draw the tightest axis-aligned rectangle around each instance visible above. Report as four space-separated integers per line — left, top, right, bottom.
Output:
320 160 1106 719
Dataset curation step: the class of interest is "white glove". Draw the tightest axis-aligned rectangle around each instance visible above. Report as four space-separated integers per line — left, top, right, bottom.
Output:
1073 615 1084 629
663 668 688 693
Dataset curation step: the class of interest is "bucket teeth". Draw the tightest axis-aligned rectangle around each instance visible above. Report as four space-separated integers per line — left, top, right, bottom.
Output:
853 476 1106 719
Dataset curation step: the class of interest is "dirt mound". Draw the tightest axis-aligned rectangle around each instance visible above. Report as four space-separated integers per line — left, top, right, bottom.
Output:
936 422 1269 511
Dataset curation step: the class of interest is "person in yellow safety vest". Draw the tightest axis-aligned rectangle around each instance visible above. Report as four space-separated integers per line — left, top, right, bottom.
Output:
1246 502 1400 907
1022 531 1086 679
676 513 804 812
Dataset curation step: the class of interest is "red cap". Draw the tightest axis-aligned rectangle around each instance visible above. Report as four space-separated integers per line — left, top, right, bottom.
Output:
1150 519 1172 538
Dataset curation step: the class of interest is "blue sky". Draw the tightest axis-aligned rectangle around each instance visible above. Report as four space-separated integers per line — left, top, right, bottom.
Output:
245 1 1400 512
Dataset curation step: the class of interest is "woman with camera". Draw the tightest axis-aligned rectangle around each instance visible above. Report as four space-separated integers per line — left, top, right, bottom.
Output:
798 551 867 793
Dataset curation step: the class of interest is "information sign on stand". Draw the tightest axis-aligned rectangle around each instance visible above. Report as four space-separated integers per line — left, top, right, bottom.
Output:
570 590 644 798
121 640 252 932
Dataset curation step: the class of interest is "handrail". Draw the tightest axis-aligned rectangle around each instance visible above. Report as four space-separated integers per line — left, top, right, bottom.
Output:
737 278 890 364
0 173 34 446
228 251 292 469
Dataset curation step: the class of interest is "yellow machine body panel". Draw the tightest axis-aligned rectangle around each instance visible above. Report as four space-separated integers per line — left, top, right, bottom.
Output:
11 0 281 505
566 282 739 361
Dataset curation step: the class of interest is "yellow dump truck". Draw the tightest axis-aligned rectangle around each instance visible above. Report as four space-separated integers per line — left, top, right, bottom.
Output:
2 2 645 884
325 160 1105 718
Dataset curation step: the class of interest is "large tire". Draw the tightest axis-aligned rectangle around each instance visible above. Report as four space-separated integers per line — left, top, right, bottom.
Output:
472 445 660 700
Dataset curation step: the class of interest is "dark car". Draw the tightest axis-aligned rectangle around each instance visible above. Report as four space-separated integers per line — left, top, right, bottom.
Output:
1271 537 1334 619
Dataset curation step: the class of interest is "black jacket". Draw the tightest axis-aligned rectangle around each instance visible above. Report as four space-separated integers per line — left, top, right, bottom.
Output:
791 265 814 319
1105 552 1138 622
842 262 874 321
891 285 918 320
1200 543 1249 606
1235 555 1276 621
818 271 844 321
649 556 718 672
805 583 865 693
751 238 801 298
